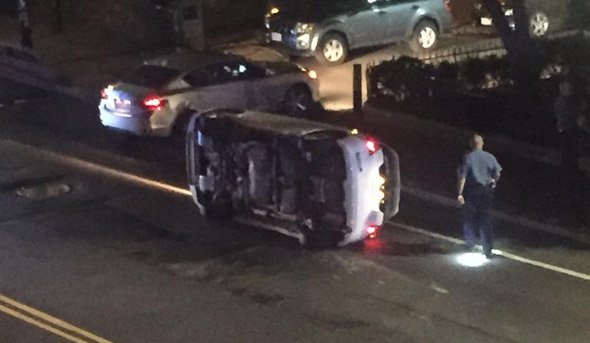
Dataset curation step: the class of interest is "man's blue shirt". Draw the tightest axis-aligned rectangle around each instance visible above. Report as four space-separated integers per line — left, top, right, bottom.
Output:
459 149 502 188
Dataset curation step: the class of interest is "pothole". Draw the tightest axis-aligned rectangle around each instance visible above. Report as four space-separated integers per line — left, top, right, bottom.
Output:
16 181 71 199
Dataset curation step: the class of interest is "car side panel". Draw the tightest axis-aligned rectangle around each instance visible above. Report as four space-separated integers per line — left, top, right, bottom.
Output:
247 73 316 112
402 0 451 38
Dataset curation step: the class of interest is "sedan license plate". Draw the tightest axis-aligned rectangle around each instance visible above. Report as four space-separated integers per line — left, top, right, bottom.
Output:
271 32 282 42
113 98 131 112
480 17 493 26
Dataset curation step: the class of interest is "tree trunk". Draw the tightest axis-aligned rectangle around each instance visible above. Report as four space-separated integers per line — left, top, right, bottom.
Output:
482 0 539 87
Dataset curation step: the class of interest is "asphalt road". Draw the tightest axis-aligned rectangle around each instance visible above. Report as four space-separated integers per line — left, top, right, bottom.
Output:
0 82 589 342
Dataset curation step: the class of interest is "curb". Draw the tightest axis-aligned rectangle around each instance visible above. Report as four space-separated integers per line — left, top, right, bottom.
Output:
363 103 590 173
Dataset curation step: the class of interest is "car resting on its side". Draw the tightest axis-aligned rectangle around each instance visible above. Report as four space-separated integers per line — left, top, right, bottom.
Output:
186 109 401 246
98 49 319 137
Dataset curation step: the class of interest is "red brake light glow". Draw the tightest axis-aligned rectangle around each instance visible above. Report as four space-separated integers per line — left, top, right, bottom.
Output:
100 88 108 99
367 225 378 239
142 95 166 111
365 137 380 155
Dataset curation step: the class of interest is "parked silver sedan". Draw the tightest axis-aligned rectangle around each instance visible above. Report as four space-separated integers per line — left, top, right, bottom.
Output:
99 50 319 137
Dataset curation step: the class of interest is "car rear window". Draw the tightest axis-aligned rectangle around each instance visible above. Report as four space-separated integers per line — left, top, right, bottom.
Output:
123 65 180 88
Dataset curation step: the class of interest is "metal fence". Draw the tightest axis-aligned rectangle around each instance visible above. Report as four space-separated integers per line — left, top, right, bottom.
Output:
369 29 590 68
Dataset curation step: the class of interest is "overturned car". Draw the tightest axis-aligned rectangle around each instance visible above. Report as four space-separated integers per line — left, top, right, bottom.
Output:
186 109 401 246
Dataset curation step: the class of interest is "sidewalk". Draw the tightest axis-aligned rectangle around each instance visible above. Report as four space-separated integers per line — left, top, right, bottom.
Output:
364 103 590 173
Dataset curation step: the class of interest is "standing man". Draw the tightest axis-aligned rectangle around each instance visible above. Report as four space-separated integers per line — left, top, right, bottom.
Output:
457 134 502 259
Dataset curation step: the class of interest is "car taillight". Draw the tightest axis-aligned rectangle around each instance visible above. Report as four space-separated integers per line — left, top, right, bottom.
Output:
444 0 451 12
367 225 379 239
101 85 113 99
142 95 167 111
365 137 380 155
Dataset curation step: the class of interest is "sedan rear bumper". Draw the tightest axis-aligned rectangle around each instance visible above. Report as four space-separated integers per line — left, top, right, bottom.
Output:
99 105 155 136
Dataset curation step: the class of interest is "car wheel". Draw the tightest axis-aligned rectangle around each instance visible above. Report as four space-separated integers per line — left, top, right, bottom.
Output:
409 20 439 53
316 33 348 65
529 11 549 37
283 85 312 118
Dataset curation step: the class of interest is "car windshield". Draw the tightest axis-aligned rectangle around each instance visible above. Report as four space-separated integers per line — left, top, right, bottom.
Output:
271 0 363 20
123 65 180 88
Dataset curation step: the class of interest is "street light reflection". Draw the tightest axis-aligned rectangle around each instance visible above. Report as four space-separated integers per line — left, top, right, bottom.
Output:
456 252 489 268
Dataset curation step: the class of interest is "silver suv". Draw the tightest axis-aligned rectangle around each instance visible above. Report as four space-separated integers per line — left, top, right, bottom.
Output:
265 0 452 64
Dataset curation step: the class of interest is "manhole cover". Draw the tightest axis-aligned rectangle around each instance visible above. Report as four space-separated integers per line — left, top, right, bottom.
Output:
16 182 71 199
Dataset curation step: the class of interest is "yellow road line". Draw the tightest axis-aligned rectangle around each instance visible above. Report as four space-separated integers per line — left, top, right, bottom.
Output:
0 303 89 343
0 294 113 343
392 222 590 282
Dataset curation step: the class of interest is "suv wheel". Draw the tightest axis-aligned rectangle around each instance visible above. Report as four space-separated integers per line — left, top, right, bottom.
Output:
409 20 439 53
316 33 348 65
529 11 549 37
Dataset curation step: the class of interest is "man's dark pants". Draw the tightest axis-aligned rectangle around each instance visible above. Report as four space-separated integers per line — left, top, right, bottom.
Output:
463 184 494 258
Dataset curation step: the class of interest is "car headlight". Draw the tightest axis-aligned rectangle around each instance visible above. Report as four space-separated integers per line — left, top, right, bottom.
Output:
295 22 315 34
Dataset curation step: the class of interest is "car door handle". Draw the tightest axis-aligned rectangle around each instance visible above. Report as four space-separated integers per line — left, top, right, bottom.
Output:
411 5 419 10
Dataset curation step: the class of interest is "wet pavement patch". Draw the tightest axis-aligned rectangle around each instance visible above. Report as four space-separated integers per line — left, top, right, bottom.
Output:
15 180 71 199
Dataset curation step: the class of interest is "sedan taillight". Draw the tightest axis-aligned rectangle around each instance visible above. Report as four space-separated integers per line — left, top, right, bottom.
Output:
142 95 167 111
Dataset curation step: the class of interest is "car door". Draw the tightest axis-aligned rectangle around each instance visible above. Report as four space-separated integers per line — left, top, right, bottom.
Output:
184 62 249 112
384 0 421 39
233 62 277 111
336 0 391 48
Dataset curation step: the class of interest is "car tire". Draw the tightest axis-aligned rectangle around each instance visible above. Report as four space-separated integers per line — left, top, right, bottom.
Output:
283 85 313 118
316 33 348 65
409 20 439 53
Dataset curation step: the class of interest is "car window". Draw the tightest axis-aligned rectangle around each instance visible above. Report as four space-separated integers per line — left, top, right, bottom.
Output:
183 69 213 87
240 63 267 80
204 62 266 85
123 65 181 88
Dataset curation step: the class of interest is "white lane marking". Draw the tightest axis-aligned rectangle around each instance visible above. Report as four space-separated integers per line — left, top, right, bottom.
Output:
5 138 590 282
1 139 191 197
402 185 590 245
392 222 590 282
